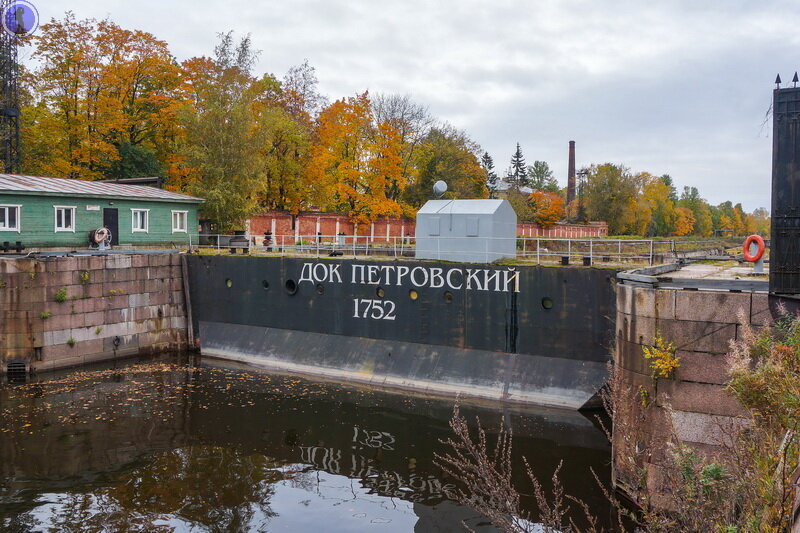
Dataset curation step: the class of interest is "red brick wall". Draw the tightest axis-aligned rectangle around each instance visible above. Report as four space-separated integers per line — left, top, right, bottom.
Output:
516 222 608 238
249 212 415 245
248 211 608 243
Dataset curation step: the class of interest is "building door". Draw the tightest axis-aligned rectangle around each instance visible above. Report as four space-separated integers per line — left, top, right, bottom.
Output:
103 208 119 245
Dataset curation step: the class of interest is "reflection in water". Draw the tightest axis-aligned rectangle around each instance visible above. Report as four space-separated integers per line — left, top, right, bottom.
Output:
0 355 612 532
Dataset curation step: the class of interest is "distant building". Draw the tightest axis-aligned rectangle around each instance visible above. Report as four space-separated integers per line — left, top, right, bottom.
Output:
0 174 203 248
493 178 533 198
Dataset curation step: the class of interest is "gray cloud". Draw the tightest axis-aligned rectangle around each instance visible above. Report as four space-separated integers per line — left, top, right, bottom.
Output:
30 0 800 210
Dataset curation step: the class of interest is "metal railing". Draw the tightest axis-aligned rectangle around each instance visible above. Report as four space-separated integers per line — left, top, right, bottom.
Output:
191 233 732 265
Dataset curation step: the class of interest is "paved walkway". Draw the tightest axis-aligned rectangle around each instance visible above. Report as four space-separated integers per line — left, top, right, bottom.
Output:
669 261 767 280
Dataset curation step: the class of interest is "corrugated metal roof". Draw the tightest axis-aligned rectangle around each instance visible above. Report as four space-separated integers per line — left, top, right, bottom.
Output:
0 174 203 202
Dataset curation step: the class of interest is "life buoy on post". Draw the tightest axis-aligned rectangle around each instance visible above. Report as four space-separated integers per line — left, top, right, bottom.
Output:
93 227 110 244
743 234 766 262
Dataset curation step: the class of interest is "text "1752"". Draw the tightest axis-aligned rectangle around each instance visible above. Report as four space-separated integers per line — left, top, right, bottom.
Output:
353 299 396 320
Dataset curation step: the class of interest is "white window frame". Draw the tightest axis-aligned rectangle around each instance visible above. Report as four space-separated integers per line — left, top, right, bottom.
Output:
0 204 21 233
171 210 188 233
54 205 76 233
131 208 150 233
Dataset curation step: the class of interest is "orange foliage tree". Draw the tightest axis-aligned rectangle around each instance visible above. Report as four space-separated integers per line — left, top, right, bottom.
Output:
719 214 734 233
25 13 180 179
674 207 696 236
306 92 405 226
528 191 564 227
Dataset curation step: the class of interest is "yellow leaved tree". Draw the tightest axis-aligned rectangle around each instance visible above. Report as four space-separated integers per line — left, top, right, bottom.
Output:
306 92 405 226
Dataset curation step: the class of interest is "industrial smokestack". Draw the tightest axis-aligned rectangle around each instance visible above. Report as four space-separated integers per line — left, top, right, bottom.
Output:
567 141 576 205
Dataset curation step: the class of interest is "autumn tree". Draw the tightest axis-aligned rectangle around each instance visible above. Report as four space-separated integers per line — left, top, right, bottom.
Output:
281 59 327 128
733 203 747 236
307 92 405 225
25 13 114 178
17 64 55 176
583 163 639 234
25 13 180 179
743 213 757 235
252 75 310 213
371 93 434 196
678 186 712 236
753 207 771 236
529 190 564 227
403 125 487 208
641 174 677 236
674 207 696 236
692 204 714 237
506 189 534 222
175 32 263 232
527 161 559 194
719 214 734 234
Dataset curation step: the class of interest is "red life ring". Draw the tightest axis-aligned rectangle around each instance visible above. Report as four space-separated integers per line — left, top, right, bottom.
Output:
93 227 110 244
743 234 765 262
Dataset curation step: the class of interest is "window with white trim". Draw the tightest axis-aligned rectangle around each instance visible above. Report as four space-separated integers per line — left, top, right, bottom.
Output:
54 206 76 232
0 205 20 232
171 210 188 233
131 209 149 233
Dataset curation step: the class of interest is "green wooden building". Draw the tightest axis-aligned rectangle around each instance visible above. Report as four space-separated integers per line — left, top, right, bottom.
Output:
0 174 203 248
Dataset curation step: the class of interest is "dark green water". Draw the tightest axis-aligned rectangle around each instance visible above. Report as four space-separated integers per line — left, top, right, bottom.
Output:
0 355 612 532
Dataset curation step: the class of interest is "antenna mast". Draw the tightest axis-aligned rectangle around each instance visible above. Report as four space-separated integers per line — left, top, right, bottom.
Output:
0 0 21 173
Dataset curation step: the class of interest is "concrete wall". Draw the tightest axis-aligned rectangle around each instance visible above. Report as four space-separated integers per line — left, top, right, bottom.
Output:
613 282 770 508
0 253 189 373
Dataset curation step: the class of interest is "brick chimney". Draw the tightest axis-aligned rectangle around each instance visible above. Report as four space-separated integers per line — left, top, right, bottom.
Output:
567 141 576 204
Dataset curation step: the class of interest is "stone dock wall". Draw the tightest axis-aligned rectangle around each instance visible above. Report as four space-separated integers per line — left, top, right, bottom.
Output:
613 281 770 508
0 253 189 374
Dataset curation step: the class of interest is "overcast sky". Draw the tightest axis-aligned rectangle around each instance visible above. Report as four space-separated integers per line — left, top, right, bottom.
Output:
25 0 800 211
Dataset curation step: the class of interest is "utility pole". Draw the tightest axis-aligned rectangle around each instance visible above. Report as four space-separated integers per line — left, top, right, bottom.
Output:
576 170 588 222
0 0 25 173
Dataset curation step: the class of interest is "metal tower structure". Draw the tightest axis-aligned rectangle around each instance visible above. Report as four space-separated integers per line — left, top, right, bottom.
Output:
0 0 21 174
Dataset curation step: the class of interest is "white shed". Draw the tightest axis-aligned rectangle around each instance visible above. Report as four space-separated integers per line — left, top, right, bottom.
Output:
414 199 517 263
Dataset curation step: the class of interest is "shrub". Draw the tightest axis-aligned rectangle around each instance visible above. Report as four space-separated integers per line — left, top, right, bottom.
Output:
642 332 680 379
438 311 800 532
54 287 67 303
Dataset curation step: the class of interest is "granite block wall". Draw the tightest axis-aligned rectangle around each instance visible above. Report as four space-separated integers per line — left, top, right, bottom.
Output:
0 253 188 373
613 282 769 509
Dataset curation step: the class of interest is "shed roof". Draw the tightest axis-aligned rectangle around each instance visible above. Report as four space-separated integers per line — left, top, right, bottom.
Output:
0 174 203 203
417 199 508 215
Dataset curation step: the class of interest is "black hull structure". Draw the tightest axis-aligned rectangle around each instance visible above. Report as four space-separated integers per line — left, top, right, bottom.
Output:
186 256 618 409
